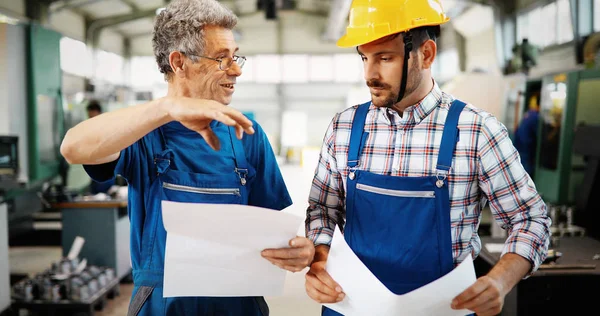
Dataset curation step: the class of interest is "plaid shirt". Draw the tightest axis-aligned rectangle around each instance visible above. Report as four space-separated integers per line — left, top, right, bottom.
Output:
306 82 551 273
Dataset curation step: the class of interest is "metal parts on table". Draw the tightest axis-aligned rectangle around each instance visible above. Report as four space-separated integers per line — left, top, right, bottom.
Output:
11 257 115 303
548 204 586 248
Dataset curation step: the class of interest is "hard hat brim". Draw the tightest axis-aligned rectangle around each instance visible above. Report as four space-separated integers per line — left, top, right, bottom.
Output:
336 18 450 48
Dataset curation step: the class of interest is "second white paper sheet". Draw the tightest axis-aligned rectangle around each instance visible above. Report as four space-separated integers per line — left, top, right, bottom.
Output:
324 226 477 316
161 201 303 297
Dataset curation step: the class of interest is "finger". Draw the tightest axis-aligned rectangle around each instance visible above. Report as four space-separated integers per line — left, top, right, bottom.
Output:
221 108 255 134
305 281 340 304
210 111 237 126
475 303 503 316
198 129 221 151
235 125 243 140
262 248 305 260
459 288 495 311
314 267 343 294
306 272 342 300
289 237 312 248
452 279 490 308
265 258 310 269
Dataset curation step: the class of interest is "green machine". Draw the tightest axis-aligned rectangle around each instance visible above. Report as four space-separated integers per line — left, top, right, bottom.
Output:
27 23 65 184
534 69 600 205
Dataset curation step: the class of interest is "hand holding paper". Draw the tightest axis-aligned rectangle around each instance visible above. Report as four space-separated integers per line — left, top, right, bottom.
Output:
323 226 477 316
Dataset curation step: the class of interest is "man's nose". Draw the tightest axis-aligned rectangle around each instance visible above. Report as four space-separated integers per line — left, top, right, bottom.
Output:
363 61 379 82
227 61 242 77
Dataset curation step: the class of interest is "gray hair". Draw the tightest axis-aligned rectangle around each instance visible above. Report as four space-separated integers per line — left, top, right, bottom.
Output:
152 0 238 80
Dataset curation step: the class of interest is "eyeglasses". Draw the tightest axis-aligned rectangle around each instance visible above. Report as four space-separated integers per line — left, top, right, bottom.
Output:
183 52 246 70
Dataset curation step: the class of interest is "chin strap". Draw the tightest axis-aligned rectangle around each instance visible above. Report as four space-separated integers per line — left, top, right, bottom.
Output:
396 31 413 104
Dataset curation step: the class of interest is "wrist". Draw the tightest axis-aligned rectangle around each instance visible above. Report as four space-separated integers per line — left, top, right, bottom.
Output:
313 245 330 263
155 96 176 124
487 253 531 296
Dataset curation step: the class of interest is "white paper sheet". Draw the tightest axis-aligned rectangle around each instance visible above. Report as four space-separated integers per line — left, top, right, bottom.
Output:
324 227 477 316
484 243 505 253
161 201 303 297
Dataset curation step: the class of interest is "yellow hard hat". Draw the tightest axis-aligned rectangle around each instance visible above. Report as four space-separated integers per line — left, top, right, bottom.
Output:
337 0 451 48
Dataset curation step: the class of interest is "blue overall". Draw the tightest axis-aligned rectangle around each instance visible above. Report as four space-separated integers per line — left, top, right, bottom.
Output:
85 120 291 316
128 126 269 316
323 100 467 316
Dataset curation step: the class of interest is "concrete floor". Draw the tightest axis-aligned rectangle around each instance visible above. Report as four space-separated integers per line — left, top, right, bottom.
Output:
9 163 324 315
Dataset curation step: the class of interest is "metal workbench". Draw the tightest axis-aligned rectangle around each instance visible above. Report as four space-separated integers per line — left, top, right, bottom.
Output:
52 200 132 281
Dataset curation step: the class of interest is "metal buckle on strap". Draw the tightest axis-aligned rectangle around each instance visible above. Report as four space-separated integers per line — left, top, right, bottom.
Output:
435 169 450 188
348 163 360 181
235 168 248 186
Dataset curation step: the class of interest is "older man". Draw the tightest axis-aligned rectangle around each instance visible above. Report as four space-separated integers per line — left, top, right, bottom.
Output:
60 0 314 315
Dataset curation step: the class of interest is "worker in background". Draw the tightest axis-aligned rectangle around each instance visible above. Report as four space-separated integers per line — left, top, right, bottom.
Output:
60 0 314 315
302 1 551 316
85 99 116 194
86 99 102 118
513 94 540 177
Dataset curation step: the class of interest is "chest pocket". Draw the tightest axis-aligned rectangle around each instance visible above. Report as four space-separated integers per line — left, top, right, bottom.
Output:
162 181 242 204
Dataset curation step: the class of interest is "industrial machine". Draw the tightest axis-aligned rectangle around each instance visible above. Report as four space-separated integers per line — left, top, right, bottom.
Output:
534 69 600 206
0 136 20 192
572 125 600 240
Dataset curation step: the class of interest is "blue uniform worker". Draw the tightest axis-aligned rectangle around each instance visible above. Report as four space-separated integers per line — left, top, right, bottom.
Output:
60 1 318 315
514 106 540 176
84 120 291 315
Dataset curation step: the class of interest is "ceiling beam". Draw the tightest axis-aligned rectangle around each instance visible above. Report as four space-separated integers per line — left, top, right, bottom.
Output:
120 0 139 12
49 0 104 13
86 7 159 46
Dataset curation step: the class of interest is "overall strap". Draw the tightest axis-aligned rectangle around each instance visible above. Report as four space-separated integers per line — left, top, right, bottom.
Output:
154 127 173 175
229 127 249 185
435 100 467 173
347 102 371 168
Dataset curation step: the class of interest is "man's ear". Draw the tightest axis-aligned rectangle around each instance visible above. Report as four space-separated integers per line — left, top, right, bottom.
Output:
169 51 186 78
420 40 437 70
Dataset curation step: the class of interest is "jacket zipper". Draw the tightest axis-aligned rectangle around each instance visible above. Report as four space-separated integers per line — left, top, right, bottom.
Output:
356 183 435 198
163 182 241 196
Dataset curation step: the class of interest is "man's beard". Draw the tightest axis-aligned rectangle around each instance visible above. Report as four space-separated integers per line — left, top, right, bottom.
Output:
367 60 421 108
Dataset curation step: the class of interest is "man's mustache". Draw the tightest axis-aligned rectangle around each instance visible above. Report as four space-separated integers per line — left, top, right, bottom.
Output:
366 79 390 89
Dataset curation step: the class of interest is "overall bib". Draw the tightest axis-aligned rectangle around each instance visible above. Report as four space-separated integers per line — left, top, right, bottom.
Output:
128 126 269 316
323 100 467 316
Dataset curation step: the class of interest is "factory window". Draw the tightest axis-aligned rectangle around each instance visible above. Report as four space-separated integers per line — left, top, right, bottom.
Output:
516 0 573 48
95 50 124 85
229 54 362 84
282 55 309 83
556 0 574 44
527 7 543 47
516 13 528 44
59 37 92 78
255 55 282 83
541 2 557 47
309 55 334 82
334 54 363 83
129 56 164 88
595 0 600 32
